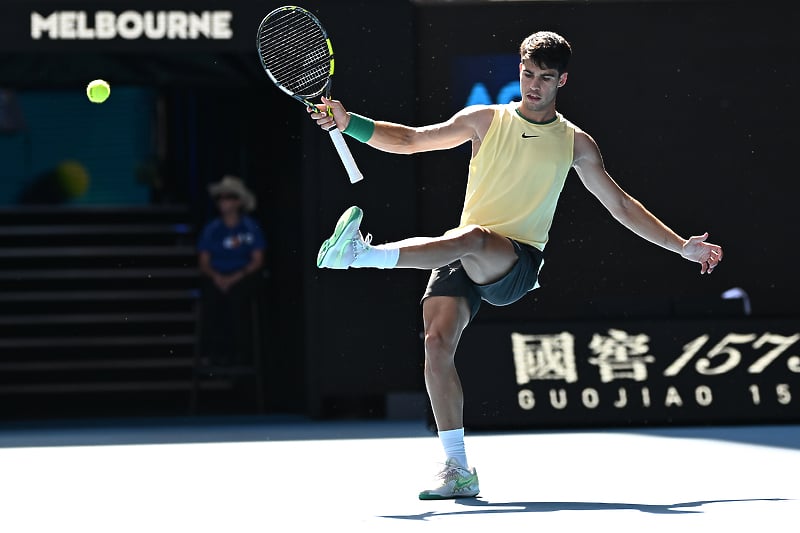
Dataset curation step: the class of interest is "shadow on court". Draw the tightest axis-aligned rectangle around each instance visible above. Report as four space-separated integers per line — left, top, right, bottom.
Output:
381 498 791 521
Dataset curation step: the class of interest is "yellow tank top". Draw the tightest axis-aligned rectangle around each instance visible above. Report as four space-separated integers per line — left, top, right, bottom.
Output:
458 103 575 250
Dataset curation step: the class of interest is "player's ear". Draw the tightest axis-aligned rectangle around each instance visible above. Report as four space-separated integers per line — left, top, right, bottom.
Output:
557 72 568 87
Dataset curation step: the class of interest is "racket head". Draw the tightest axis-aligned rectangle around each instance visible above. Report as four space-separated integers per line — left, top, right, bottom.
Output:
257 6 334 106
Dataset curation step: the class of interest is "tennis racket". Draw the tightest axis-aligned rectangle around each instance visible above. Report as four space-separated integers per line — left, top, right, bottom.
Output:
257 5 364 184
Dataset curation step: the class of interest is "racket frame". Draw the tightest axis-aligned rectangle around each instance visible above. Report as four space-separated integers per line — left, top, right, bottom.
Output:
257 6 363 183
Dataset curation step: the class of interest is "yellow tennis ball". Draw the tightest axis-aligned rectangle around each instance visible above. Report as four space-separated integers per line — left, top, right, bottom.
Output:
55 160 90 198
86 79 110 104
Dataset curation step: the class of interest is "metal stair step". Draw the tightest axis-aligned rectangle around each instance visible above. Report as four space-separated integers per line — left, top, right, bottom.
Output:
0 224 193 237
0 290 199 302
0 245 196 258
0 312 197 326
0 268 199 281
0 381 205 395
0 335 196 349
0 358 194 371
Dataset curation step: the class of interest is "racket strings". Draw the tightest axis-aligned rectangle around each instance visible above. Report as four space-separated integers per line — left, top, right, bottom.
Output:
258 11 331 97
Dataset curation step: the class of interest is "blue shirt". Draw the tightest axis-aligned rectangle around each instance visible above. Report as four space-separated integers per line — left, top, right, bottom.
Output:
197 215 266 274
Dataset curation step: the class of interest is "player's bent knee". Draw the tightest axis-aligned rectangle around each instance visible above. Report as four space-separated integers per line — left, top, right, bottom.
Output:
424 331 457 363
457 225 490 254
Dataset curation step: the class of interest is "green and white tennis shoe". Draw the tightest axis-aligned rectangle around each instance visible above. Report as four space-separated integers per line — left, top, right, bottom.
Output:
317 205 370 269
418 458 480 500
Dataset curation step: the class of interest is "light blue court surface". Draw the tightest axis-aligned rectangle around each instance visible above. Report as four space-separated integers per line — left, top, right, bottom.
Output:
0 417 797 533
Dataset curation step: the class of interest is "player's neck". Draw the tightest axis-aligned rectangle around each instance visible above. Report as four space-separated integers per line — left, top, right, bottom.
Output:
516 102 558 124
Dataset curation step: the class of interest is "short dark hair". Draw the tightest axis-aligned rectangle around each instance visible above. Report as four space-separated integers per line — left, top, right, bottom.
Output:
519 31 572 74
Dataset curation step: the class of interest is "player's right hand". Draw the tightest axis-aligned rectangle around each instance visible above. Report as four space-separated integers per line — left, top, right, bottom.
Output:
307 96 348 132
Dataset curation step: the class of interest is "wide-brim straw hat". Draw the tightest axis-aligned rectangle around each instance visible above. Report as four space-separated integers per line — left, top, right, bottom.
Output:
208 175 256 212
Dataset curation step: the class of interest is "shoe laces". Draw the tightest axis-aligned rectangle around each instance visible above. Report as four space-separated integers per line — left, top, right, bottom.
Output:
435 462 469 482
352 231 372 259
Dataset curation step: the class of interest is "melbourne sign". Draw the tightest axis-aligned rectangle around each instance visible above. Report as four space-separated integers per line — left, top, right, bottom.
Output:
30 10 234 40
0 4 264 52
458 317 800 428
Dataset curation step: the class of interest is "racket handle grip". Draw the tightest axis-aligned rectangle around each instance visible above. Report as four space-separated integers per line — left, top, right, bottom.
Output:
328 127 364 184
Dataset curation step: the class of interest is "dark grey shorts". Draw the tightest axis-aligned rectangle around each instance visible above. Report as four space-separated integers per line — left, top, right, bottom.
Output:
421 240 544 321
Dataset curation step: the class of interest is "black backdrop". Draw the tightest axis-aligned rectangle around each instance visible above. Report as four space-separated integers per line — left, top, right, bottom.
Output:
0 0 420 416
414 0 799 322
305 0 800 424
1 0 798 424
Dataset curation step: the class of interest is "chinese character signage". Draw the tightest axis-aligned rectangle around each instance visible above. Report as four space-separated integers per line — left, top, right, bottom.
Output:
457 318 800 429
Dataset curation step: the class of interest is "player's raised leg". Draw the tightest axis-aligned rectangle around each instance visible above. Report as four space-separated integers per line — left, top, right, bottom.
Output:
316 206 519 281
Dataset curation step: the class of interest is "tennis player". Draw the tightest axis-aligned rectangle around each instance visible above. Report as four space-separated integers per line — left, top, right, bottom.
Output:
309 30 723 500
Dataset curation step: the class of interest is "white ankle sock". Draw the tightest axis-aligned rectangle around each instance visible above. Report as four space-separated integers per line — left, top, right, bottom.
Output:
351 244 399 269
438 428 468 469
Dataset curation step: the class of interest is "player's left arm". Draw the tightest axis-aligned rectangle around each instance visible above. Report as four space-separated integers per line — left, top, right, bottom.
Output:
572 130 723 274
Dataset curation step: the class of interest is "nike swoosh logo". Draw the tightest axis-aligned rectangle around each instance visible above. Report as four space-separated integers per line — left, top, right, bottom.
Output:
521 133 539 138
454 473 477 490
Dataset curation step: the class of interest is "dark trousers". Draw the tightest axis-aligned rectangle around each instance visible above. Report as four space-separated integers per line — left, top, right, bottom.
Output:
199 272 262 366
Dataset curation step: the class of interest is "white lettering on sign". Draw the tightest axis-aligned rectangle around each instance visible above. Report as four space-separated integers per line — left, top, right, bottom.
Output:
663 332 800 377
512 331 578 385
30 10 234 40
588 328 656 383
582 387 600 409
516 385 718 410
511 328 800 417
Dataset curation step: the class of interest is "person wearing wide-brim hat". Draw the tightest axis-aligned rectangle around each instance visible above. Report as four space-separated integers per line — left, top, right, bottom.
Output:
197 175 266 367
207 175 257 212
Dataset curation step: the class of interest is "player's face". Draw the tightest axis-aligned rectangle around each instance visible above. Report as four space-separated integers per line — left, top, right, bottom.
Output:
518 59 567 118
